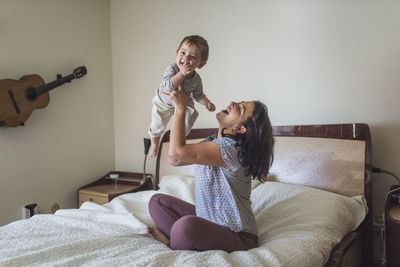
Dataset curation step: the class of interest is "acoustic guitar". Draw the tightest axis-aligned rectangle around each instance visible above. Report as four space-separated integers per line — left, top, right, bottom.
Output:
0 66 87 127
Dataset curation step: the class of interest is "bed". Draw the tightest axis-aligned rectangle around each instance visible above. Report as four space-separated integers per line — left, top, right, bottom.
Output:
0 124 373 267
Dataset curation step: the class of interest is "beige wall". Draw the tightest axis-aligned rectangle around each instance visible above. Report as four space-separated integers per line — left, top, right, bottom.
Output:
0 0 114 225
111 0 400 219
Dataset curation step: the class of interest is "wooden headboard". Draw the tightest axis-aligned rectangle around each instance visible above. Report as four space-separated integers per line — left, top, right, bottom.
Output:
155 123 372 266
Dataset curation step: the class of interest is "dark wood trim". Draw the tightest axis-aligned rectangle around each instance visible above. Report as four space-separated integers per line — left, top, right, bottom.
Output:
272 123 370 140
324 226 363 266
78 171 144 189
363 124 373 267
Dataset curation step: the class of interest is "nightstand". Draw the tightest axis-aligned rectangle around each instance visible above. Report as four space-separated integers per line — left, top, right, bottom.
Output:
385 185 400 267
78 171 153 207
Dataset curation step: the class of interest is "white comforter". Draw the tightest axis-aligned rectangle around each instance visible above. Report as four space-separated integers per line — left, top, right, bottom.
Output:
0 175 367 267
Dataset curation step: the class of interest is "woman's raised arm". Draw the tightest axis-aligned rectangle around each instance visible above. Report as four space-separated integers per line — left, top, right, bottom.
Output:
162 86 227 168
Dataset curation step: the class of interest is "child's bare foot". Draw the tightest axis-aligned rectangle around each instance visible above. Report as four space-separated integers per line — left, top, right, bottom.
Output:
149 136 160 157
149 227 170 246
149 145 158 157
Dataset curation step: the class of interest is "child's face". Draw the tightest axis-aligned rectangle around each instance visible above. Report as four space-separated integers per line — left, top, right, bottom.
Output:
176 42 206 73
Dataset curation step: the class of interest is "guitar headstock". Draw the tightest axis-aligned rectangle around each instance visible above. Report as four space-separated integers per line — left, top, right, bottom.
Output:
73 66 87 79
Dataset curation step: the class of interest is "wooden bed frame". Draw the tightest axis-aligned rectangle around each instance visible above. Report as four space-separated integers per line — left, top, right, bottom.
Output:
155 124 373 267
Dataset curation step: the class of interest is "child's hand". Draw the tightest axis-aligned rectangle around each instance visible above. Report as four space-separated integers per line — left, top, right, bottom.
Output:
178 64 195 77
206 102 216 112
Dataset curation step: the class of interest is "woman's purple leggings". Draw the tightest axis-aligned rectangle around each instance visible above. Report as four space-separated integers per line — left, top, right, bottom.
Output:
148 193 258 253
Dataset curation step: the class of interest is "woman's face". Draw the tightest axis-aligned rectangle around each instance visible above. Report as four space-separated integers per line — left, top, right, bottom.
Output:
216 101 255 130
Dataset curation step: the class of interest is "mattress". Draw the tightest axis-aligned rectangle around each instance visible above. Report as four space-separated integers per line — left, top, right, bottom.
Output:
0 175 367 267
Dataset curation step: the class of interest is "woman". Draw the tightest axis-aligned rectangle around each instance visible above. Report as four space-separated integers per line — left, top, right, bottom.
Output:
148 86 274 252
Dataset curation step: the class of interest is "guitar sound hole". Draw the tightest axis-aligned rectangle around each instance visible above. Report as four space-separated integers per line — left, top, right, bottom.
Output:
26 88 38 100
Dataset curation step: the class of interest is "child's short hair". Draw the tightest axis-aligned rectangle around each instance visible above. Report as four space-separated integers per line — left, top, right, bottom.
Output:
178 35 209 61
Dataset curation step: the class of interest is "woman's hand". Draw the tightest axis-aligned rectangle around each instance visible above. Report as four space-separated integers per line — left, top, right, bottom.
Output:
165 86 227 169
162 85 190 109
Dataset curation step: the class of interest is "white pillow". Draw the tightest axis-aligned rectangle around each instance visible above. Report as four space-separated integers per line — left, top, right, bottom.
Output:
158 175 195 204
251 181 368 245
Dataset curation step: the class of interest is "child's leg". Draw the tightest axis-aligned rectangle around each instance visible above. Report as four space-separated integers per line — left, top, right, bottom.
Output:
149 136 160 158
148 193 196 237
148 94 174 157
185 99 198 136
170 215 258 252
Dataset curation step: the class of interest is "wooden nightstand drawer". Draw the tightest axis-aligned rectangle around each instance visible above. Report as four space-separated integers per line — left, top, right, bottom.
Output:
79 191 109 206
78 171 153 207
79 184 138 207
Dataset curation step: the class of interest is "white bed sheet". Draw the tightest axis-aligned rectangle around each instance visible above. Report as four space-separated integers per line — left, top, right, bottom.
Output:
0 175 367 267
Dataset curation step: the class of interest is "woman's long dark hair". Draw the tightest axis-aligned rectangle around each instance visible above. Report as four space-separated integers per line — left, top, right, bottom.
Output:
225 101 274 182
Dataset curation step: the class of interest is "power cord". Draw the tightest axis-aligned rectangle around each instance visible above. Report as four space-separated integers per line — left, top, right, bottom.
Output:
372 166 400 183
379 223 386 267
372 166 400 267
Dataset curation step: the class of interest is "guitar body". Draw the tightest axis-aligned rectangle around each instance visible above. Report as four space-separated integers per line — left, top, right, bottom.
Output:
0 66 86 127
0 75 49 127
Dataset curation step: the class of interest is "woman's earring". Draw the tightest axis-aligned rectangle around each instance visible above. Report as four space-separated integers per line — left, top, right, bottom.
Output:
235 126 247 134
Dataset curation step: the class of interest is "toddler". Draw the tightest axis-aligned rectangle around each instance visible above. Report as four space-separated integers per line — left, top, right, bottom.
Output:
148 35 215 157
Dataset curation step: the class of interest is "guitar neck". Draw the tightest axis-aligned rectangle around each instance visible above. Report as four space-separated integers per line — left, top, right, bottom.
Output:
36 73 76 96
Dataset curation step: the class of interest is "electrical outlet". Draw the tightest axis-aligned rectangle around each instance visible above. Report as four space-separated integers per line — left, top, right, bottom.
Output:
21 203 38 219
373 222 385 232
21 207 29 219
373 213 385 232
374 214 384 225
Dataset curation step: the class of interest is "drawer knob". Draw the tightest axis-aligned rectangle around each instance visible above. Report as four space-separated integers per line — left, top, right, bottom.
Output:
89 198 93 202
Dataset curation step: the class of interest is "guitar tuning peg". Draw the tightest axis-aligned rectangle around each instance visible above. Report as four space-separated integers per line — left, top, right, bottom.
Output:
57 74 62 79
